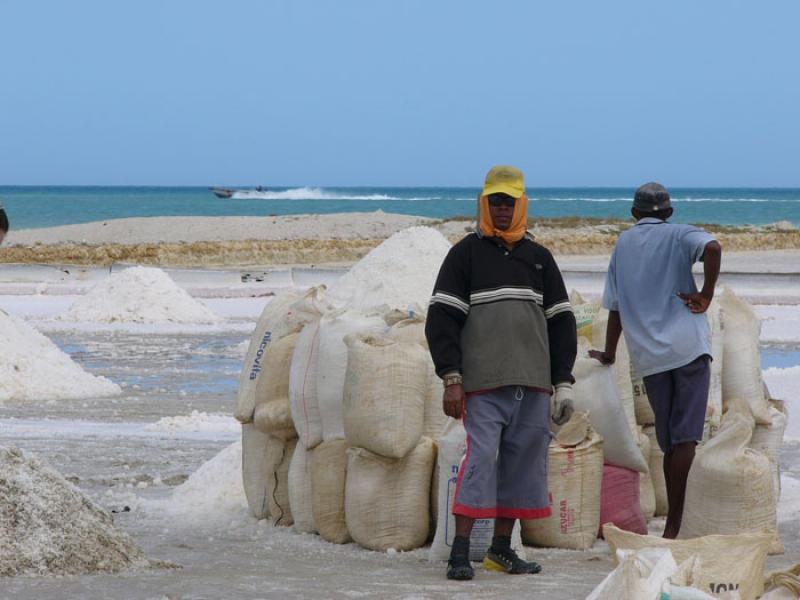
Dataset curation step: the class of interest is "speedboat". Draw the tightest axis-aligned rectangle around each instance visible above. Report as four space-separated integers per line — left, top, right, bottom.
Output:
210 187 235 199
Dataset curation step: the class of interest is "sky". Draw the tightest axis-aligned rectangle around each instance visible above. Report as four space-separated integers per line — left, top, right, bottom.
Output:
1 0 799 187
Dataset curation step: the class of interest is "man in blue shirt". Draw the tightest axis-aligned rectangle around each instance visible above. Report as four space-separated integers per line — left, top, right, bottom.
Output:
590 182 722 539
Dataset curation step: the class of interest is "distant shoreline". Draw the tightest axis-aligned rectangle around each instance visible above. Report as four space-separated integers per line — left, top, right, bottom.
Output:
2 212 799 267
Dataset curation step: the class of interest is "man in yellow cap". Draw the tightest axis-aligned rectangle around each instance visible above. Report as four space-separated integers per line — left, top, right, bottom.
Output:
426 166 577 580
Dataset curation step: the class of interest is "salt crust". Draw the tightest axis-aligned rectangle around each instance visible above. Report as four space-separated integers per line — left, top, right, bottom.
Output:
0 310 121 402
0 447 153 576
59 266 220 324
326 226 452 313
144 411 240 434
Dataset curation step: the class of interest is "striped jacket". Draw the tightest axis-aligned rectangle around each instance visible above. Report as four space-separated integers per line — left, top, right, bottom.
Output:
425 231 576 393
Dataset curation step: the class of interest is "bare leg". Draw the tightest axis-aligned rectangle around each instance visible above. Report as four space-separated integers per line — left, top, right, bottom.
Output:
493 517 514 538
662 442 696 539
455 515 475 538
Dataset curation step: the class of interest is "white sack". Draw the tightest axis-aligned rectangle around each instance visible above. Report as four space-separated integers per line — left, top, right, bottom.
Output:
604 524 772 600
429 419 524 562
706 299 724 434
748 400 787 503
719 288 770 424
572 352 648 473
288 443 316 533
345 437 435 551
586 547 688 600
317 311 386 442
241 424 285 520
267 437 296 526
638 430 656 520
521 413 603 550
343 335 427 459
310 439 351 544
643 425 668 516
680 412 782 555
236 288 327 423
253 332 299 440
289 319 323 450
387 318 448 440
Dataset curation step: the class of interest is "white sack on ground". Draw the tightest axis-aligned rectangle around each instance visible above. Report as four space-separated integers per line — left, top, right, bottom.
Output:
521 413 603 550
387 318 448 440
0 447 153 576
311 439 351 544
638 430 656 520
288 443 316 534
680 411 782 555
706 299 724 434
429 419 524 562
0 310 121 402
317 311 386 442
343 335 427 459
253 332 300 440
345 437 435 551
748 400 787 503
719 288 771 424
632 371 655 426
241 424 285 520
236 288 327 423
289 319 323 449
643 425 668 516
572 352 648 473
604 524 772 600
267 437 296 527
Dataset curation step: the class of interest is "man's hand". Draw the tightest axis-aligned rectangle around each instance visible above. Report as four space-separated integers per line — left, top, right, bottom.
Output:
443 383 466 419
677 291 712 314
588 349 615 365
551 383 575 426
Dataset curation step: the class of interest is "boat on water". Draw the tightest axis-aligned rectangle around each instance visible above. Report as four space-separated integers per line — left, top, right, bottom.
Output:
209 186 267 199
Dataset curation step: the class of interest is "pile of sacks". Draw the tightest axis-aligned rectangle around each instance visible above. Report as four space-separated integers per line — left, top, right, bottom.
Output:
236 286 447 552
522 288 787 562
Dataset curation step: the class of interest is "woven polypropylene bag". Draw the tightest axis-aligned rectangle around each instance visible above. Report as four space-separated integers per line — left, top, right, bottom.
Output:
253 332 300 440
310 439 351 544
288 443 315 533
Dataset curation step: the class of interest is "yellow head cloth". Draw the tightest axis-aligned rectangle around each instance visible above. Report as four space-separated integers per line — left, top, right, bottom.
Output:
478 194 529 244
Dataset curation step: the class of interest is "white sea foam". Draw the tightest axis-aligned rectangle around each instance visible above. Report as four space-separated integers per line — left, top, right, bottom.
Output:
231 187 427 201
0 310 121 402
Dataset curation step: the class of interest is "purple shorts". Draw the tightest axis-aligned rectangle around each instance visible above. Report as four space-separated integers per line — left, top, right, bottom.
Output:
643 355 711 454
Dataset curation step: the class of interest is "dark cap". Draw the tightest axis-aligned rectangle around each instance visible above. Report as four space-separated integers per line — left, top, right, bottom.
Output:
633 182 671 212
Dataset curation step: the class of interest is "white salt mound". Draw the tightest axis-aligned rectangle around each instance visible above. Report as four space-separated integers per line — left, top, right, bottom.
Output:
327 226 452 313
144 411 240 434
156 441 246 522
0 310 121 402
59 266 220 324
0 446 153 576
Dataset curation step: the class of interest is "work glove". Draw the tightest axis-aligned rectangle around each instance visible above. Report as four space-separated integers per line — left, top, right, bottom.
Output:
551 383 575 426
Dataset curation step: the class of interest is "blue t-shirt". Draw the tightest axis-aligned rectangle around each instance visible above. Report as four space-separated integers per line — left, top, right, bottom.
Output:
602 218 716 378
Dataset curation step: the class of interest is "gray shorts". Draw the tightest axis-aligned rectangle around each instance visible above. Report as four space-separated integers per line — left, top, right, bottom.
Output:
643 355 711 454
453 386 552 520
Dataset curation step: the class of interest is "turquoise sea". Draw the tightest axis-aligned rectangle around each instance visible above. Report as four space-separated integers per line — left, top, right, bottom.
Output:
1 186 799 230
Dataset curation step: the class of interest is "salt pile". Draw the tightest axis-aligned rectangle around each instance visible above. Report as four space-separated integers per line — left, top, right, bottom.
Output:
59 266 220 324
326 226 452 313
0 310 121 402
144 411 240 434
156 441 247 523
0 447 153 576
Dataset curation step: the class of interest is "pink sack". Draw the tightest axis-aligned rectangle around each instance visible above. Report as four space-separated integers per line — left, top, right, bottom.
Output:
598 463 647 538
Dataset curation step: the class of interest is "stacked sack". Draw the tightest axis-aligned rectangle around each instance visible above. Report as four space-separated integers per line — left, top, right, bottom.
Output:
236 287 328 522
342 331 437 551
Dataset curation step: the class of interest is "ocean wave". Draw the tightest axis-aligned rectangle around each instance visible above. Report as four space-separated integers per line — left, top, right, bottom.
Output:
231 187 414 201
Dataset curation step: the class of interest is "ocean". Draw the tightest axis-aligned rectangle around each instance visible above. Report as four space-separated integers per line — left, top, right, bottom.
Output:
1 186 799 230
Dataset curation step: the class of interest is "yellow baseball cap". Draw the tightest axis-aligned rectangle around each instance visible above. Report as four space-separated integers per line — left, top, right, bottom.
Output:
482 165 525 198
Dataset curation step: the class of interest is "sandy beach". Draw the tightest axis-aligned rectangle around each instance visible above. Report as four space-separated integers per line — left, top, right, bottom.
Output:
3 212 799 267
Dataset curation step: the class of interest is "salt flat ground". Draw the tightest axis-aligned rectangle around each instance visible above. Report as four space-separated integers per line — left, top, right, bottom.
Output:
1 277 799 599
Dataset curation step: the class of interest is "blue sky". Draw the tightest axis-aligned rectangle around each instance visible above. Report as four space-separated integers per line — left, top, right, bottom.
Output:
1 1 799 187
